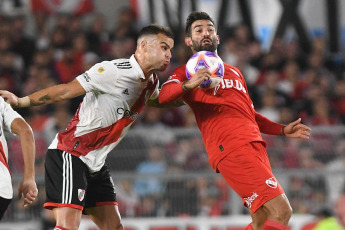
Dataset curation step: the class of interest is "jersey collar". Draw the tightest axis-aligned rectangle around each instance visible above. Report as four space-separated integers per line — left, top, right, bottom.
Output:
130 55 149 80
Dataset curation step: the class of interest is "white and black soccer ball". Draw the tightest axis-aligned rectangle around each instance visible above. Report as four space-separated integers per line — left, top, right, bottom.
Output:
185 51 224 88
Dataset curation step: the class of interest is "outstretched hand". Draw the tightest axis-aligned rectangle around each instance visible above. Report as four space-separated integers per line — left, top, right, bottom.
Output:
284 118 311 139
0 90 19 108
17 178 38 208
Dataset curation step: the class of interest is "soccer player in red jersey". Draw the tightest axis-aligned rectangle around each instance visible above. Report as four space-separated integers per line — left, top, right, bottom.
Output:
159 12 311 230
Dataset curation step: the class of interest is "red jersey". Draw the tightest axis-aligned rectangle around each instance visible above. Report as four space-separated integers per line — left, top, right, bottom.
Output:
159 63 283 171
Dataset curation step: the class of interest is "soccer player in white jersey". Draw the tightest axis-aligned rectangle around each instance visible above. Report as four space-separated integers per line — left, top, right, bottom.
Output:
0 24 174 230
0 97 37 220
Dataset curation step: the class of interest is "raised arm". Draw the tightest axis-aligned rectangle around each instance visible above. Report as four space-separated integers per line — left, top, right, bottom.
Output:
11 118 38 207
255 112 311 139
0 79 86 108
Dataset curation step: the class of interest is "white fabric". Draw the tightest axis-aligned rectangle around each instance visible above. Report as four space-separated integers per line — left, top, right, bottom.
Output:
49 55 159 172
0 97 22 198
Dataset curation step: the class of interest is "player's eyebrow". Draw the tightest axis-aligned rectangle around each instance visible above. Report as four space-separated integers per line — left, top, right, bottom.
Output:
193 24 215 30
161 41 172 49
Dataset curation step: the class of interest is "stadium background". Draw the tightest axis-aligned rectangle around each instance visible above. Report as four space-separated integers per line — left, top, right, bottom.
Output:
1 0 345 229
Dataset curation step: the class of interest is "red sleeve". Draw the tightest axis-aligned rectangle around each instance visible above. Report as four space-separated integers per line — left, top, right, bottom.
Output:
255 112 284 136
159 81 185 104
158 65 187 104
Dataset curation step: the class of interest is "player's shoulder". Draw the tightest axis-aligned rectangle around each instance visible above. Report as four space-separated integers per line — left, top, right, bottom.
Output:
112 58 133 70
88 60 117 75
224 63 243 78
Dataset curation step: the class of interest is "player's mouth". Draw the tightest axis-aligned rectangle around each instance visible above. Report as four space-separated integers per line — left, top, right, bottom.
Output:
202 39 212 45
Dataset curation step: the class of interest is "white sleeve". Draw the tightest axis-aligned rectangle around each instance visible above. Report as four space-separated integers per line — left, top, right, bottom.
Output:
76 61 119 93
0 98 23 133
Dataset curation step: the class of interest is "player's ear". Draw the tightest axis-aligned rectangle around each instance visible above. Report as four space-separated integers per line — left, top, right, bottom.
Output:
185 37 192 47
217 35 220 45
140 39 148 50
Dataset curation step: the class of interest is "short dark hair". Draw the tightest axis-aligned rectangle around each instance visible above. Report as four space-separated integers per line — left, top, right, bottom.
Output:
138 24 174 40
185 11 216 37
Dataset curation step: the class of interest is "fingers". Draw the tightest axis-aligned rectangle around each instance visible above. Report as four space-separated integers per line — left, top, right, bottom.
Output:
291 118 301 126
23 190 38 208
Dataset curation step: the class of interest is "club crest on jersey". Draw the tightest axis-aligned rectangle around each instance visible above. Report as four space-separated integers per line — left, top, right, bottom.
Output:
97 67 105 73
265 177 278 189
78 189 85 201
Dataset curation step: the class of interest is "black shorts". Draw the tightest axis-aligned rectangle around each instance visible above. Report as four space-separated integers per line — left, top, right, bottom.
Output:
44 149 117 211
0 196 12 220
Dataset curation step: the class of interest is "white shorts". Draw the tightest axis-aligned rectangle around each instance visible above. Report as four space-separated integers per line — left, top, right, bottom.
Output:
0 162 13 199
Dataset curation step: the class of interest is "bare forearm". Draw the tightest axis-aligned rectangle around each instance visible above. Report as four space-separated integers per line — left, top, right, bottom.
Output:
19 79 86 107
11 119 36 178
26 84 70 106
20 128 36 178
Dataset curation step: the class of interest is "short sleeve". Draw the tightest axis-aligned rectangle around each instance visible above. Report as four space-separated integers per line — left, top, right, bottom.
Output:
161 65 187 87
76 61 119 93
0 98 22 133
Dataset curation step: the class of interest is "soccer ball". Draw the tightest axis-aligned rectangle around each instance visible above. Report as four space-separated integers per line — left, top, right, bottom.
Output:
185 51 224 88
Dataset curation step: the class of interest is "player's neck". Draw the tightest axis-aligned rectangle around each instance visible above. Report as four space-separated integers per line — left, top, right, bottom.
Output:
134 52 153 80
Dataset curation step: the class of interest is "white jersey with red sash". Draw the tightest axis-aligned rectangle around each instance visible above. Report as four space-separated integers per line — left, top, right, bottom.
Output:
49 55 159 172
0 97 22 199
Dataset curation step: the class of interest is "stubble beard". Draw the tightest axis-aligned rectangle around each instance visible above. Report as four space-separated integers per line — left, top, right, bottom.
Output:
192 38 218 53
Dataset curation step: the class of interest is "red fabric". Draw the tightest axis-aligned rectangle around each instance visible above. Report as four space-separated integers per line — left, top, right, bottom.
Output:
31 0 93 15
0 141 10 176
159 81 185 104
263 220 289 230
216 142 284 213
255 112 283 135
55 61 79 84
44 202 83 210
159 64 267 170
57 75 158 157
54 226 70 230
243 223 254 230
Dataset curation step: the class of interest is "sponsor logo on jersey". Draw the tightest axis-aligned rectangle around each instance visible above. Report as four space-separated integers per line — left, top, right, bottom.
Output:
122 88 129 95
244 192 258 208
114 61 132 69
265 177 278 189
97 67 105 73
82 73 91 82
219 79 247 93
78 189 85 201
117 108 138 120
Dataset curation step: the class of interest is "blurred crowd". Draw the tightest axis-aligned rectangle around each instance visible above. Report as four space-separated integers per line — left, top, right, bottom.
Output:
1 7 345 226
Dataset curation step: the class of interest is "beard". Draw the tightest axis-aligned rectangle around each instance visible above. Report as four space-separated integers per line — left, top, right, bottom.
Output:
192 37 218 52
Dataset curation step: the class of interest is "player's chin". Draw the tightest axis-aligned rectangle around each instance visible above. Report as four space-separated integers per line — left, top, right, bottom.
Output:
158 64 169 71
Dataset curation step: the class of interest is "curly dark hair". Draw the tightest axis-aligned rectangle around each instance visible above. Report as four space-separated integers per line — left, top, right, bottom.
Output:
185 11 216 37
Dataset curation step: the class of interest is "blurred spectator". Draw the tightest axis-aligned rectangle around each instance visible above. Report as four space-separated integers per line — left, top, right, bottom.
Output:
116 180 139 217
163 163 198 216
335 194 345 228
296 143 324 169
312 208 344 230
86 13 110 56
325 137 345 204
134 145 166 197
10 16 36 67
258 90 280 122
111 7 138 41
